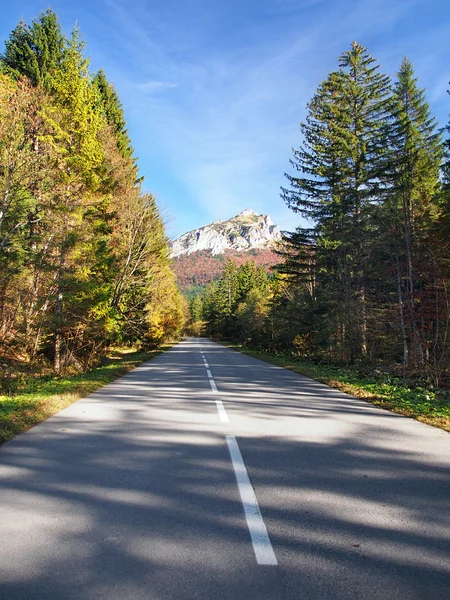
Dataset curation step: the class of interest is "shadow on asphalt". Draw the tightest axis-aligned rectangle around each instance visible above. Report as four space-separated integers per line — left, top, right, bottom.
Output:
0 339 449 599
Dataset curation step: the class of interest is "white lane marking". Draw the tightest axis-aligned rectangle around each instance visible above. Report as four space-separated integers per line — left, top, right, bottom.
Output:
215 398 229 422
226 435 277 566
200 352 228 421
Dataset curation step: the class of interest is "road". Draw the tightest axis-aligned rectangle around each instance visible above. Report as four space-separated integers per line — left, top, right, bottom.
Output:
1 338 449 599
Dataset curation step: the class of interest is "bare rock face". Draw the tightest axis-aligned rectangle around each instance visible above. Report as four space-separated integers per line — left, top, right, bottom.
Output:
170 209 282 257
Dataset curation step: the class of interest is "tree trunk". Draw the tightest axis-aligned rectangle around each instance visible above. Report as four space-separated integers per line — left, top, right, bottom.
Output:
54 291 63 375
395 253 408 374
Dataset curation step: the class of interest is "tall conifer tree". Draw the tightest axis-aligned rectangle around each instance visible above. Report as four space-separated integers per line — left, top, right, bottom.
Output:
1 9 66 87
93 69 134 160
386 57 443 370
282 42 394 360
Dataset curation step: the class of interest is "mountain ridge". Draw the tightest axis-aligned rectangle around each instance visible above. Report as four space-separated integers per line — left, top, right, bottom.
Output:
170 209 282 257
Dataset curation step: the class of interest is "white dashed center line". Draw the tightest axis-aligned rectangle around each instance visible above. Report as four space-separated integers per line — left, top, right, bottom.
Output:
226 435 277 566
201 350 228 422
197 342 276 566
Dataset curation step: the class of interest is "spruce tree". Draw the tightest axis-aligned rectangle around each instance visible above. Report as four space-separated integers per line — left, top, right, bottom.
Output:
189 294 204 323
1 9 66 87
386 57 443 370
282 42 394 361
93 69 135 160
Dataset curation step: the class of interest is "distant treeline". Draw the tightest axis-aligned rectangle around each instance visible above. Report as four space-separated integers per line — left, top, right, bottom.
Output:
174 248 281 296
0 10 185 374
190 43 449 387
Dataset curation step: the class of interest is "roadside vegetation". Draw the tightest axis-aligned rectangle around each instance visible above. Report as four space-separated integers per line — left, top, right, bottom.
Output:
222 342 450 433
0 10 186 380
185 42 450 430
0 345 172 445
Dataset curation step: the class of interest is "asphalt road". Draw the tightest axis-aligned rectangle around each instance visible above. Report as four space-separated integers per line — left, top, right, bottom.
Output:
1 338 449 599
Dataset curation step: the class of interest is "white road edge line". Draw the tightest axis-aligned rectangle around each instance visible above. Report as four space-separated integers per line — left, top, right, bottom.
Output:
226 435 277 566
206 369 212 378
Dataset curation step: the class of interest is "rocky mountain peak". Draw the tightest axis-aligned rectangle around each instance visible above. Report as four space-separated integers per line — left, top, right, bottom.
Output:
170 210 282 257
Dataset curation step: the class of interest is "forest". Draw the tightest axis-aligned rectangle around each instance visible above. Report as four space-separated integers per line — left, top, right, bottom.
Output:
0 10 186 377
173 248 280 297
192 42 450 390
1 11 449 395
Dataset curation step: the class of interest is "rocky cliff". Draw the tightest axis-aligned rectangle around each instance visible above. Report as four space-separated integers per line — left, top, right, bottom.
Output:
170 209 282 257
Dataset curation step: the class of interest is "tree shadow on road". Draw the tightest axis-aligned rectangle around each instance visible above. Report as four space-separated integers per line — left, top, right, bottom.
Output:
0 340 449 599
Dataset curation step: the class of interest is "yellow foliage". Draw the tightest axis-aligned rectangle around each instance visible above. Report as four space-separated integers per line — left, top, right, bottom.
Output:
145 267 186 345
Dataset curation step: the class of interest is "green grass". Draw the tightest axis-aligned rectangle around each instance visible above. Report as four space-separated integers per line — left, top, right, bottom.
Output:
0 345 172 445
221 342 450 433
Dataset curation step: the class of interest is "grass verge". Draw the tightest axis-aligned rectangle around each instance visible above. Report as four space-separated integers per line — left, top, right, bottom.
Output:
0 345 172 445
221 342 450 433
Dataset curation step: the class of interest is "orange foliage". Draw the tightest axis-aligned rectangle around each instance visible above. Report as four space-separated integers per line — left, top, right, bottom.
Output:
173 249 282 291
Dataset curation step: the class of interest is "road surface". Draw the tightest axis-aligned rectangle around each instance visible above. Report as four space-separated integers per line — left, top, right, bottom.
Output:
1 338 449 599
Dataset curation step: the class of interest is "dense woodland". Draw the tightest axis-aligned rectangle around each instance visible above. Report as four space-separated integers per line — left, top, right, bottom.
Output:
193 43 450 387
1 12 448 388
0 10 185 375
174 248 280 297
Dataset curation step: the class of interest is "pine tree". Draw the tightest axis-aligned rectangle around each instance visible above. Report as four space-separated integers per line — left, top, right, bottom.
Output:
236 261 268 303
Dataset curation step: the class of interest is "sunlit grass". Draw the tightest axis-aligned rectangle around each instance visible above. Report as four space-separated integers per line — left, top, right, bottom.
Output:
0 345 172 445
222 343 450 433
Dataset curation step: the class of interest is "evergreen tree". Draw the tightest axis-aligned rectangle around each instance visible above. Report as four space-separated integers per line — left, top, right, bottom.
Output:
282 42 395 361
236 261 268 303
1 9 66 87
0 10 183 373
386 57 444 371
93 69 135 160
189 294 203 322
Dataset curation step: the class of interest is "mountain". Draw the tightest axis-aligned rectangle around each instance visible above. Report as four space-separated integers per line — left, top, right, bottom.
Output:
171 210 284 294
170 209 282 258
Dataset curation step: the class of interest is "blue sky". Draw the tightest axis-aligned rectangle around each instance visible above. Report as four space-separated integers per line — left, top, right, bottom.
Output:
2 0 450 238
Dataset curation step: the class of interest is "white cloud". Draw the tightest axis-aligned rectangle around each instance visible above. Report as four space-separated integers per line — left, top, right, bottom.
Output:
94 0 450 238
137 81 177 93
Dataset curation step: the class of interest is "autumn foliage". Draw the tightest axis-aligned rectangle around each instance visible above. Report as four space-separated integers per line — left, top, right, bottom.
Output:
0 10 185 375
173 248 281 293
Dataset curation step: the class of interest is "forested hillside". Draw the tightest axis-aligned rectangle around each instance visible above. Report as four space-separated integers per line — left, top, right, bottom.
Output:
174 248 281 296
0 10 185 375
191 43 450 389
